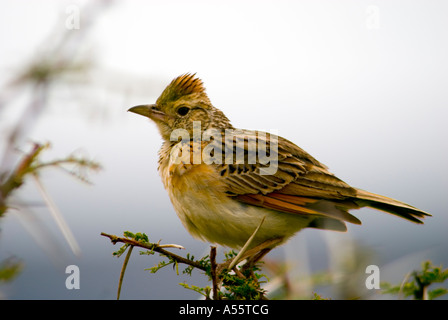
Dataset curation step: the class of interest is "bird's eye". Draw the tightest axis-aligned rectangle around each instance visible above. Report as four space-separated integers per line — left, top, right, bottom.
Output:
177 106 190 116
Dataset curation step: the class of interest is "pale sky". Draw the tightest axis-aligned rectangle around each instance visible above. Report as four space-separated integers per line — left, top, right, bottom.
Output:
0 0 447 299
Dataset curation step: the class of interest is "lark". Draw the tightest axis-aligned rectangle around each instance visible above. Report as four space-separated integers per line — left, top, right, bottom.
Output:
128 73 430 252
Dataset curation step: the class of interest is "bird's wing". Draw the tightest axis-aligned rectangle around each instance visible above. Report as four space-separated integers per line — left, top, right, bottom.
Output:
208 129 361 226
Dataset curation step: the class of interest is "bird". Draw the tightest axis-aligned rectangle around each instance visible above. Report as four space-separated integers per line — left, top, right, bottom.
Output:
128 73 430 253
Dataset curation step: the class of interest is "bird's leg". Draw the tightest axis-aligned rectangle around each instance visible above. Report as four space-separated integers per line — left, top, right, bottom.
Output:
240 237 283 276
244 247 271 268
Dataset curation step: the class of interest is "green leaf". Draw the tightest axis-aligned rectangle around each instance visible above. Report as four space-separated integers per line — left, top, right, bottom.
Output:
113 244 129 258
429 288 448 300
0 258 23 282
146 259 174 274
381 260 448 300
179 283 211 299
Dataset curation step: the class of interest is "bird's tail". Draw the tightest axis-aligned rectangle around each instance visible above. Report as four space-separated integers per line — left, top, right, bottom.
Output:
353 189 431 224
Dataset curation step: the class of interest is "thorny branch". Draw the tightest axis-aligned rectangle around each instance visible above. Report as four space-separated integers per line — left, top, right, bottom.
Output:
0 144 43 215
0 142 101 217
100 232 206 271
101 222 283 300
210 246 219 299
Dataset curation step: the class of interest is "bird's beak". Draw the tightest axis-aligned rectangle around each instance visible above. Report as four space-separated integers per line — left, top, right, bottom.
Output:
128 104 168 122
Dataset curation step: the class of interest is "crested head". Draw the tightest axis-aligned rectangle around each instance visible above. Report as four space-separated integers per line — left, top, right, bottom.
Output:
129 73 233 141
156 73 210 106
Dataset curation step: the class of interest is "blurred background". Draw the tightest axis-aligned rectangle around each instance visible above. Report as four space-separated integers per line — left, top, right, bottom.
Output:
0 0 447 299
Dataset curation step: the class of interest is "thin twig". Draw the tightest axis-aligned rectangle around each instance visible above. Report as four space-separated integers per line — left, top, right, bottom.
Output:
210 246 219 300
158 244 185 249
100 232 206 271
32 173 81 256
398 271 412 300
1 143 44 215
232 266 246 279
117 245 133 300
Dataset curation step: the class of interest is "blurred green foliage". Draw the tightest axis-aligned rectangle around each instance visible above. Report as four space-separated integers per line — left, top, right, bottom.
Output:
381 261 448 300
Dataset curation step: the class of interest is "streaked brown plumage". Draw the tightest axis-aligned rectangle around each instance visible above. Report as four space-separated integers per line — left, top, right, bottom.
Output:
128 73 430 249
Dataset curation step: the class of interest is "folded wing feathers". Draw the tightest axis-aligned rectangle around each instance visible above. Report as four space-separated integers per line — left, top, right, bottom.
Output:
236 192 362 225
354 189 431 224
215 129 429 225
